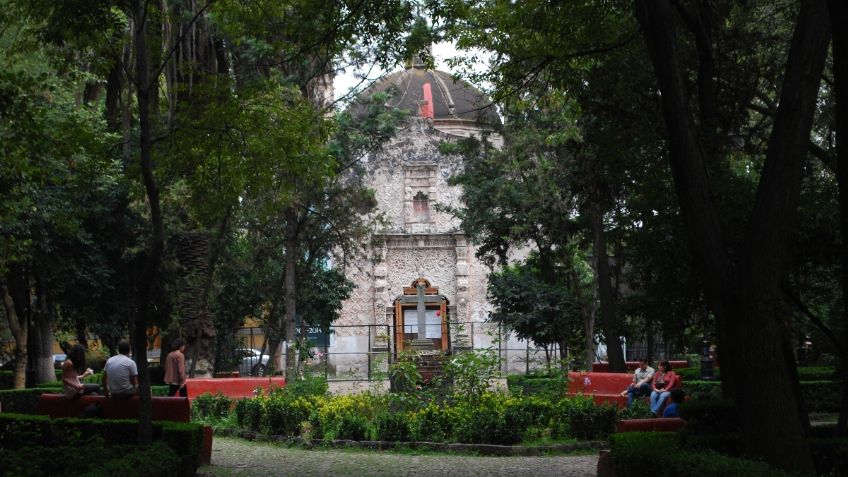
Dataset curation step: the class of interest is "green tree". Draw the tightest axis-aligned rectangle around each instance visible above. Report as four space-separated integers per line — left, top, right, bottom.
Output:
435 0 835 470
487 260 583 370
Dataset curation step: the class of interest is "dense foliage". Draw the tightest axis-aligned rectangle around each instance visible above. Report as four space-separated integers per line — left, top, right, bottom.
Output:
0 413 204 476
227 387 618 445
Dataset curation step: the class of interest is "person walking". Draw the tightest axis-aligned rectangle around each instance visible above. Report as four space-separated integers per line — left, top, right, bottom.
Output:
164 338 187 397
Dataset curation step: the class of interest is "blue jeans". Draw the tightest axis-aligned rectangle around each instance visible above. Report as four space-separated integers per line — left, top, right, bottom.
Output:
650 390 671 414
626 383 651 407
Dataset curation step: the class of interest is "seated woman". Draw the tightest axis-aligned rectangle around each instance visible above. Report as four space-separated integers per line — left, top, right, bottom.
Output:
649 360 680 416
62 344 101 399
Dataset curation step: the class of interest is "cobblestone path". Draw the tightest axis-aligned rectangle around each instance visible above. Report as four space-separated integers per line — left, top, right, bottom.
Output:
198 437 599 477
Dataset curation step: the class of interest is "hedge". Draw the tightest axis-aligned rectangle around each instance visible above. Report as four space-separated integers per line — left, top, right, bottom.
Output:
610 432 794 477
0 441 179 477
0 413 203 476
0 388 46 414
233 388 617 445
676 400 848 476
681 380 841 413
809 437 848 477
675 366 834 382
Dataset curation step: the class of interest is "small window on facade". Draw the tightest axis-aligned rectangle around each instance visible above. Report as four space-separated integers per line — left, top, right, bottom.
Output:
413 191 430 221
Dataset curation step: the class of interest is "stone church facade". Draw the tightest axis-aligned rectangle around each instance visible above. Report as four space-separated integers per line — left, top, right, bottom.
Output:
324 60 532 378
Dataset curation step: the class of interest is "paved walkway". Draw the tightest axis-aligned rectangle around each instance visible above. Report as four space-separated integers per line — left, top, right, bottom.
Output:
198 437 599 477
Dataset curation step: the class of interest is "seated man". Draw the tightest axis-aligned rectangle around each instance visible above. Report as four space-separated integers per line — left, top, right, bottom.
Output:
620 359 654 407
102 341 138 399
662 388 685 417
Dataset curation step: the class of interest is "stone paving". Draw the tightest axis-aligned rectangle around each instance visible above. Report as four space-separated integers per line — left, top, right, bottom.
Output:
198 436 599 477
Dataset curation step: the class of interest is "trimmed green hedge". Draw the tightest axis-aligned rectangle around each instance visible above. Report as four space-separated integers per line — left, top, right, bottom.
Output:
0 388 46 414
611 432 793 477
681 380 841 412
675 366 835 382
0 370 13 390
802 380 842 412
675 367 721 381
0 413 203 476
810 437 848 476
0 441 180 477
676 399 848 476
798 366 838 381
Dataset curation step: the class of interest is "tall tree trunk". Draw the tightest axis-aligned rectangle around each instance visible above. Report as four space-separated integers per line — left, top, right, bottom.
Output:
590 202 625 372
132 0 164 445
74 317 88 348
2 281 27 389
569 267 596 369
30 281 56 384
283 206 299 380
176 232 215 378
830 0 848 437
635 0 830 472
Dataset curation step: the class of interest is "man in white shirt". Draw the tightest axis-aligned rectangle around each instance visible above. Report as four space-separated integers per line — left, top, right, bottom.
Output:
103 341 139 399
620 359 654 407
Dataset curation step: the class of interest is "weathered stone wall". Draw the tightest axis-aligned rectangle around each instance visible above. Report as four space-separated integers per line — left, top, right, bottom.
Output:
331 118 505 373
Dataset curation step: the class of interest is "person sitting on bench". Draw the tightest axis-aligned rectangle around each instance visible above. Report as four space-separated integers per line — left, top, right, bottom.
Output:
103 340 138 399
62 344 101 399
649 360 680 416
620 358 654 407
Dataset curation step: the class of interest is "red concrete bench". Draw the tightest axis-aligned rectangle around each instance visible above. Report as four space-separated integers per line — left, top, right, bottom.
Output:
185 377 286 399
567 371 631 407
36 394 211 464
616 417 687 432
567 371 685 413
591 361 689 372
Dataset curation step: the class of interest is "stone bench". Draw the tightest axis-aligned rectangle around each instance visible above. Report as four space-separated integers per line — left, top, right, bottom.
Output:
185 377 286 400
616 417 687 432
36 394 211 464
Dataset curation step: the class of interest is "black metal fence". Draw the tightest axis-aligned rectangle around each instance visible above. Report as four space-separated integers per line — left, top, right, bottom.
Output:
235 321 565 381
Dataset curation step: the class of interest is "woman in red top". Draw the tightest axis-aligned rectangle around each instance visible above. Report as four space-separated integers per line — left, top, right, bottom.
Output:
649 360 680 415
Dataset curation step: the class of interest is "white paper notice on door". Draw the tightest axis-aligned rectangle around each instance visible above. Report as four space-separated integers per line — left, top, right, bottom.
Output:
403 308 442 339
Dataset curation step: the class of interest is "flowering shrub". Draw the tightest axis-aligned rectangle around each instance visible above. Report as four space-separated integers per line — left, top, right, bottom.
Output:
227 379 620 444
409 401 456 442
261 395 314 437
551 395 618 439
372 411 412 441
312 393 378 440
192 392 234 421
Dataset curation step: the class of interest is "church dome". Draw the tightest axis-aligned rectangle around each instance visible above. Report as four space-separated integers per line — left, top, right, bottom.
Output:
351 63 500 127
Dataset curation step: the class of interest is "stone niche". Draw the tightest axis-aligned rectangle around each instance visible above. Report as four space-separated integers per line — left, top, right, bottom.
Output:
404 164 437 233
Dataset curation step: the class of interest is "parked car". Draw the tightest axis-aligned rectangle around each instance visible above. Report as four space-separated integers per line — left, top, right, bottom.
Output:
53 354 67 369
236 348 269 376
